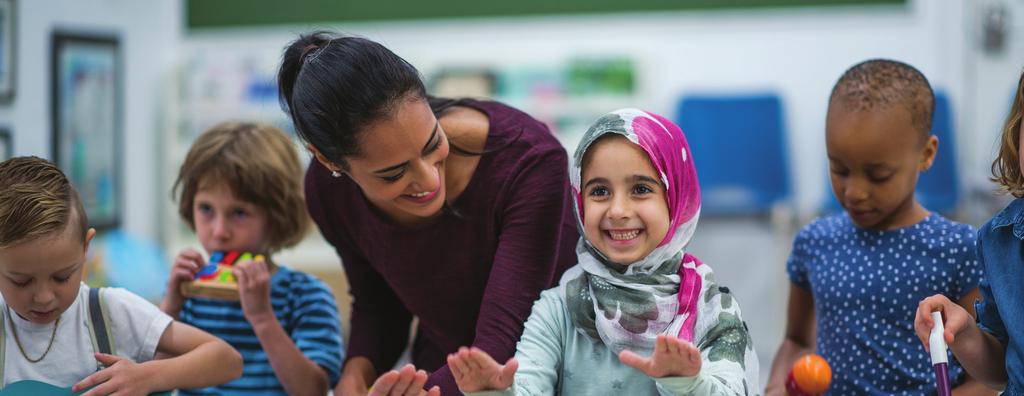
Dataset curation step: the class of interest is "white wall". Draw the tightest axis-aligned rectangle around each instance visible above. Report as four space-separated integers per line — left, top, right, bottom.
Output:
184 0 1012 222
5 0 181 240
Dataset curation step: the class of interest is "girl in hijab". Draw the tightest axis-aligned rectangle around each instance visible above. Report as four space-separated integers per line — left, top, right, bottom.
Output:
443 109 759 395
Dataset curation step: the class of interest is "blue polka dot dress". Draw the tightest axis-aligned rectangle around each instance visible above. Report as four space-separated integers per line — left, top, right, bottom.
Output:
787 212 983 395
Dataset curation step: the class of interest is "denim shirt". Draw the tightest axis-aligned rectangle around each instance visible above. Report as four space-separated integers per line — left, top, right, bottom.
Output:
976 198 1024 395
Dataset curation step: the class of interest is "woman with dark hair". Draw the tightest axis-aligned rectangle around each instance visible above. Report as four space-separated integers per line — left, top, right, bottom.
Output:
278 31 578 396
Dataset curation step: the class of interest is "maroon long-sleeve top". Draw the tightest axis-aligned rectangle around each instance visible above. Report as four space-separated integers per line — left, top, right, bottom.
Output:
305 99 579 395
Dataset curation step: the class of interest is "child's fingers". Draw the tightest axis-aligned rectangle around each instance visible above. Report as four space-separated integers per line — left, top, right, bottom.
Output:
78 382 114 396
447 353 470 379
456 347 480 371
369 371 398 396
915 295 951 348
405 370 429 396
232 266 250 288
468 347 499 368
685 343 702 365
618 350 648 372
464 352 486 372
426 386 441 396
390 365 417 395
72 367 112 393
942 306 969 334
94 352 124 367
678 340 698 357
170 268 195 283
664 336 682 356
176 249 205 270
913 307 933 349
173 256 201 275
655 335 671 356
253 259 268 274
500 357 519 385
173 256 197 271
178 248 204 262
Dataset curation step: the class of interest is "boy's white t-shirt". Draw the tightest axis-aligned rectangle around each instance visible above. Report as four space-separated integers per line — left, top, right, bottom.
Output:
0 283 172 387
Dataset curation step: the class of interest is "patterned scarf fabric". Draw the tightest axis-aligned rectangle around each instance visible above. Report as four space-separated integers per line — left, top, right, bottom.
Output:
563 108 705 354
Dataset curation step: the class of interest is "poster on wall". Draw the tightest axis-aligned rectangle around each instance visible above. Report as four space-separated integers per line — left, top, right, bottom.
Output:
0 0 15 102
51 32 121 229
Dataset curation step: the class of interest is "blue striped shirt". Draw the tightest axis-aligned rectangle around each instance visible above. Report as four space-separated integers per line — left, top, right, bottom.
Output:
178 266 344 395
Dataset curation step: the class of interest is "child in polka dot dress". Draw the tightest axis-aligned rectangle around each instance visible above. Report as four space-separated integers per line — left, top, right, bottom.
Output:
915 71 1024 395
765 59 990 395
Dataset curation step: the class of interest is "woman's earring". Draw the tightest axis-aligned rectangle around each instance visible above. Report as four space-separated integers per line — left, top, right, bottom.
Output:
331 170 342 178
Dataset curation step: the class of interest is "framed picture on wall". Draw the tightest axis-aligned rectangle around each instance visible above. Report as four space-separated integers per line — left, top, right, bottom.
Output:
0 0 15 102
51 31 121 229
0 129 10 160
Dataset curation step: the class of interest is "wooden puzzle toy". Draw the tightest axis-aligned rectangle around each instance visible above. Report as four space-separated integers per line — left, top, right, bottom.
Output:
179 251 263 301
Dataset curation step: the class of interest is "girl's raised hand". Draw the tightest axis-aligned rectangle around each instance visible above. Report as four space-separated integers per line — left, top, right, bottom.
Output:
619 334 701 378
368 364 440 396
447 347 518 393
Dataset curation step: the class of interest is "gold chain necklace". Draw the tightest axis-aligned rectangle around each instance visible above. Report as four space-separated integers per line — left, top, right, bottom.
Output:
6 307 60 363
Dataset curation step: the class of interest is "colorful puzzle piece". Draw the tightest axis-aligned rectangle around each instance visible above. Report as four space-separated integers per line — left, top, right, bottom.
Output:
180 250 263 301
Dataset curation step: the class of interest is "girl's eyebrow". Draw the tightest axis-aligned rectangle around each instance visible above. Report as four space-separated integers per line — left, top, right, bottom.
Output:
583 177 609 189
632 175 660 185
585 175 660 189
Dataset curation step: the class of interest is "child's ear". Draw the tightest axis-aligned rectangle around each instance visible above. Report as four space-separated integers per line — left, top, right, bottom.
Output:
919 135 939 172
306 144 344 175
82 228 96 253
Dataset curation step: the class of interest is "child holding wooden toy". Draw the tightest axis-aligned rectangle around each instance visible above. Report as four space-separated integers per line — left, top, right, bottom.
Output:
160 121 344 395
0 156 242 394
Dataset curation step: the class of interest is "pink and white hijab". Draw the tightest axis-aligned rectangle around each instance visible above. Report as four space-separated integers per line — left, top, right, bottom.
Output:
562 108 705 354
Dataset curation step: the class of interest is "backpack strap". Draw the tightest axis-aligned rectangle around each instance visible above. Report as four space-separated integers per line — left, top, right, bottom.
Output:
87 288 116 360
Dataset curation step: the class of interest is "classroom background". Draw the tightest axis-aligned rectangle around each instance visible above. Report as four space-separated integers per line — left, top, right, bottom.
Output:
1 0 1020 387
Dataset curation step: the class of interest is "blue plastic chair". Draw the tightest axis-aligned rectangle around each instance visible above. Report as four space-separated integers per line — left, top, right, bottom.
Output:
676 94 791 216
822 92 959 214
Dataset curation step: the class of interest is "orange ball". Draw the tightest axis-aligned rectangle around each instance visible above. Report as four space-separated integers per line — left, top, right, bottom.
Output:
791 354 832 394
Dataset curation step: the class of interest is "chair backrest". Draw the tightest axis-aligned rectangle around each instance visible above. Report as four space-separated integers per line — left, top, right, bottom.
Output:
676 93 791 216
917 92 959 213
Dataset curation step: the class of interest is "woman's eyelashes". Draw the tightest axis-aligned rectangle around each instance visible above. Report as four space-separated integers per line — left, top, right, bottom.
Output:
380 171 405 183
378 133 445 183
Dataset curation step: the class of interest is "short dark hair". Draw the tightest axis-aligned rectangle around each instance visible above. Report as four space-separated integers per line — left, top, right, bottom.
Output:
828 59 935 140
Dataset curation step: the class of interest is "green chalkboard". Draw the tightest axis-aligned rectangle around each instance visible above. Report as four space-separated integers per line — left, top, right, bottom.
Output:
187 0 906 29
